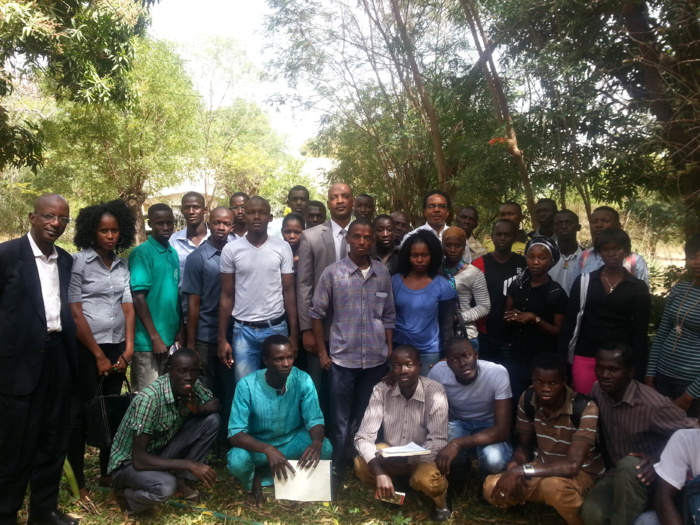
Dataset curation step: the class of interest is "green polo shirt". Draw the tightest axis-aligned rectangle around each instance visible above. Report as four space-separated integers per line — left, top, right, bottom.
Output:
108 374 213 473
129 235 180 352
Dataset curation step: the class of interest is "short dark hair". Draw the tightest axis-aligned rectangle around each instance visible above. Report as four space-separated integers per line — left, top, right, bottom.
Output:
288 185 309 199
304 200 326 214
168 347 200 369
229 192 249 202
391 210 409 220
501 201 522 213
597 342 635 370
262 334 292 358
282 212 305 229
182 191 205 205
594 228 631 254
458 206 478 218
147 203 172 219
373 214 393 227
246 195 270 211
491 218 518 235
422 190 452 210
536 198 557 209
685 234 700 258
444 337 475 357
530 352 567 379
73 199 137 253
555 209 579 223
397 230 443 278
392 344 421 364
348 217 373 235
356 193 374 202
593 206 620 222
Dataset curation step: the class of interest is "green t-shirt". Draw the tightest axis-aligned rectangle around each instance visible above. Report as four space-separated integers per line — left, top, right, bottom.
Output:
129 236 180 352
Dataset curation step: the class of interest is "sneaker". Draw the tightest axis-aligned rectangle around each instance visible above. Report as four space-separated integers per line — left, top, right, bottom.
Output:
431 506 452 522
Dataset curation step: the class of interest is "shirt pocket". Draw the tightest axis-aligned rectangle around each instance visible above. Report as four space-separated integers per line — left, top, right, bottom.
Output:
373 291 389 319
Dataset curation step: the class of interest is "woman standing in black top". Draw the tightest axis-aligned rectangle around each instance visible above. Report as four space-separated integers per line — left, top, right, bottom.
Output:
504 236 568 403
561 228 650 394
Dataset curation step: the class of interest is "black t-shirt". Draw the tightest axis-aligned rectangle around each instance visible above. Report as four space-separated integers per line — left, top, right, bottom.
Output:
473 253 527 335
507 276 568 360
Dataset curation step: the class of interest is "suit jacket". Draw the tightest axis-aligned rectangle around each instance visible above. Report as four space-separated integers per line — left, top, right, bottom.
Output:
296 221 337 337
0 234 77 396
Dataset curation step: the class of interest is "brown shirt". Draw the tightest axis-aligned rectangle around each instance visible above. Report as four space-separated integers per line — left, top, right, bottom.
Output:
591 380 698 466
516 386 605 475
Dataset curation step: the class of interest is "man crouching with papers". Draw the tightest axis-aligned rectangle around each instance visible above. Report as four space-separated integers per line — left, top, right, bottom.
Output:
353 345 452 521
227 335 332 505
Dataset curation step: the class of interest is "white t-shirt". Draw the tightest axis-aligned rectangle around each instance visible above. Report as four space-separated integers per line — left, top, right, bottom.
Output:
428 360 511 422
654 429 700 490
220 235 294 322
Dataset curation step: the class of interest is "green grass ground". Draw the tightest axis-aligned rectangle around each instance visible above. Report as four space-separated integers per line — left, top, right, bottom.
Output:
43 451 567 525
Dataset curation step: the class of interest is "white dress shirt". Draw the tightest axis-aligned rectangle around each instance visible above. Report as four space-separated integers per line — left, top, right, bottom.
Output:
27 232 62 332
330 220 349 261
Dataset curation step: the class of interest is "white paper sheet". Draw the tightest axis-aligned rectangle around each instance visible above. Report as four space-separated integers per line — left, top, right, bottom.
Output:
273 459 332 502
378 441 430 457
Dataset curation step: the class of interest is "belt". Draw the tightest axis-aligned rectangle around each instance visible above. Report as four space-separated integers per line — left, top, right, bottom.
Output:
46 331 62 341
233 314 286 329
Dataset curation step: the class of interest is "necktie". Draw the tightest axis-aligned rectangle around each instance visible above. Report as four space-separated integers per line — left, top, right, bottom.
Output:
339 229 347 259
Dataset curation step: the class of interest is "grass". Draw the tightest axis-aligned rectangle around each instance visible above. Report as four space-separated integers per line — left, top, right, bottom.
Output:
39 450 567 525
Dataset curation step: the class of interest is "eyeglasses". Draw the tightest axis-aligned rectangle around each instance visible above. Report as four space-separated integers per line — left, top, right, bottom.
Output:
426 203 448 210
35 213 71 225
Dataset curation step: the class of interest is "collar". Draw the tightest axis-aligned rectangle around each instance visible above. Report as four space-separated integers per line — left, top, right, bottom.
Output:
422 222 446 236
162 374 176 405
331 219 349 237
171 226 211 244
83 247 125 268
533 385 576 419
147 234 173 253
203 239 224 258
27 231 58 261
389 376 426 403
341 256 376 277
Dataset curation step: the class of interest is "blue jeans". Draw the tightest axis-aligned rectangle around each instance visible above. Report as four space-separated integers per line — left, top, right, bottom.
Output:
448 418 512 476
233 319 288 382
420 352 441 377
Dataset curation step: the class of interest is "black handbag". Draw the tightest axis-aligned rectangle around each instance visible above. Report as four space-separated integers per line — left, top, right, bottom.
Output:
454 310 469 338
85 376 134 449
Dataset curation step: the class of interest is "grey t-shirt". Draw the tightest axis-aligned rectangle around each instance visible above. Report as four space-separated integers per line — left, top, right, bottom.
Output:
428 360 511 422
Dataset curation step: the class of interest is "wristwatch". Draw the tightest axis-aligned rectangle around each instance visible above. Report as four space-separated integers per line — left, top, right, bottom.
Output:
534 316 542 324
522 464 536 479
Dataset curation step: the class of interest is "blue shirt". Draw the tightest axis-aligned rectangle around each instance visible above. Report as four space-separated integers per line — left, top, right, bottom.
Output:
391 274 455 353
181 240 225 344
228 367 325 447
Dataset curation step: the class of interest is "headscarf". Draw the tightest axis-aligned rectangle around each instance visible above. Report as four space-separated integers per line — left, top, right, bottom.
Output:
442 226 467 244
525 235 560 266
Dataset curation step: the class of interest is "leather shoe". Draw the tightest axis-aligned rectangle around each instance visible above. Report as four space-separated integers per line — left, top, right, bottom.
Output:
431 506 452 522
26 510 78 525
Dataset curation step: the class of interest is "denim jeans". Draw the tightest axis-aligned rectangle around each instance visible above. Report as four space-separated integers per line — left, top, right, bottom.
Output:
233 319 288 382
448 418 512 476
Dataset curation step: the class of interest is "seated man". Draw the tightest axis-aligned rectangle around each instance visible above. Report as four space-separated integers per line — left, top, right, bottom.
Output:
635 429 700 525
109 348 220 518
227 335 332 505
582 343 697 525
353 345 452 521
429 337 512 480
484 353 604 525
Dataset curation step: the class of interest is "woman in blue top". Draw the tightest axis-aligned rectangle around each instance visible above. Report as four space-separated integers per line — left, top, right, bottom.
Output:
392 230 456 375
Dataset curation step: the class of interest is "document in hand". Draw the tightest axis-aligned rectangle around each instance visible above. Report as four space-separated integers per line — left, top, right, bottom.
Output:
377 442 431 458
274 459 332 502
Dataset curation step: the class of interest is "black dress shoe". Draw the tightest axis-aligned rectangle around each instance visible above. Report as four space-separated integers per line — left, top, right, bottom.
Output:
26 510 78 525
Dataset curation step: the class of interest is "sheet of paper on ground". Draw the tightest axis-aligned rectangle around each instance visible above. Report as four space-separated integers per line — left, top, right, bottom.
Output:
274 459 332 502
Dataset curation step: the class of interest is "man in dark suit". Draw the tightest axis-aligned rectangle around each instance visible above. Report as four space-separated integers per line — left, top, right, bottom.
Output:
296 183 354 405
0 194 78 525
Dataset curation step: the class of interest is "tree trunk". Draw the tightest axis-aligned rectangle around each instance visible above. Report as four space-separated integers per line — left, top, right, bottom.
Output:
121 190 147 244
389 0 450 192
460 0 537 224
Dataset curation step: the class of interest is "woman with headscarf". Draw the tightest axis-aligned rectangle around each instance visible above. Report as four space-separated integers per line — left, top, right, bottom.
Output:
504 236 569 403
441 226 490 351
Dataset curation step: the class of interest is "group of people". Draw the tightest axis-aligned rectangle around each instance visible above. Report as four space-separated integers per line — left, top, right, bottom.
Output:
0 185 698 525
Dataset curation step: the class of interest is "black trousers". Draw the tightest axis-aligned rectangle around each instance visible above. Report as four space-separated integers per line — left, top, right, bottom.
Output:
67 341 125 487
0 337 72 523
328 362 386 469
